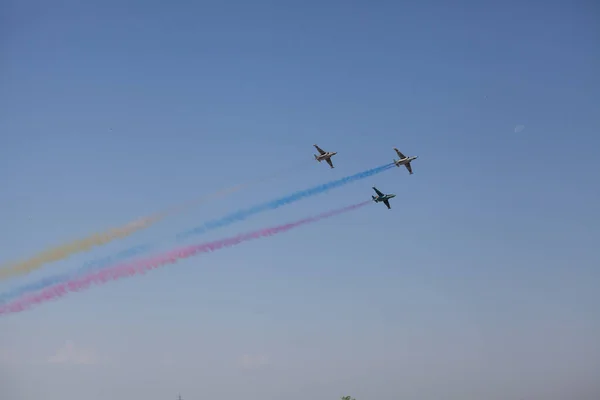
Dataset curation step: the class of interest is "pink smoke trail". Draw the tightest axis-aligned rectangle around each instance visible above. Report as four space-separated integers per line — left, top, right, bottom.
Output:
0 200 371 316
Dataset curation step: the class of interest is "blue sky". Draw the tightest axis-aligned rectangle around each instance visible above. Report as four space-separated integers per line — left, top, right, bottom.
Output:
1 0 599 399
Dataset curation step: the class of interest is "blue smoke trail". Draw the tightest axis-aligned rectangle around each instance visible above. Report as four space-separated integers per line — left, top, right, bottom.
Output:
0 244 153 304
0 162 394 303
176 162 395 239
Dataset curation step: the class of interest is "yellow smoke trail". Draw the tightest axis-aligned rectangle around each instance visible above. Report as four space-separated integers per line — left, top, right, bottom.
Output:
0 185 244 281
0 159 308 281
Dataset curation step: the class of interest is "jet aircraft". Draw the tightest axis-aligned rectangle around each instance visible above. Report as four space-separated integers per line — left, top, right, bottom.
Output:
371 186 396 209
313 144 337 168
393 148 418 174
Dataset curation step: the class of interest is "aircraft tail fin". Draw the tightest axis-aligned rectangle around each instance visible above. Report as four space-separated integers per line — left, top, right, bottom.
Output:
372 195 377 201
314 154 319 161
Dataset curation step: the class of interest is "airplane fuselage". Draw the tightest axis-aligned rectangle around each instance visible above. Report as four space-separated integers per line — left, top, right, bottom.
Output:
315 152 336 161
393 156 418 166
372 194 396 202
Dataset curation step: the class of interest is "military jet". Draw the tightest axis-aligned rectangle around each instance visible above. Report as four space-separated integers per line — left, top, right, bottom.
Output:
313 144 337 168
371 186 396 209
393 148 418 174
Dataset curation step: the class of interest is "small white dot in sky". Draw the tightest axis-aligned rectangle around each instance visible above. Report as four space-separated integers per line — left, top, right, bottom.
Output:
514 125 525 133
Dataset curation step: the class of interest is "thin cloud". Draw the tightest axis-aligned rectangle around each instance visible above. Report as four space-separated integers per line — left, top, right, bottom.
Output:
47 341 101 365
238 354 269 370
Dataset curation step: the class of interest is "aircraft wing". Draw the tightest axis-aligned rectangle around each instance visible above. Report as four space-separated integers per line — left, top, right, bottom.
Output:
313 144 326 155
383 199 391 209
405 163 413 174
326 158 334 168
394 148 406 159
372 187 384 197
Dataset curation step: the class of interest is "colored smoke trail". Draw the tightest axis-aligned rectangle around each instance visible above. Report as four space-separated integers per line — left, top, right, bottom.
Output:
0 162 393 301
0 185 244 282
0 200 372 316
177 162 395 240
0 187 238 303
0 185 247 303
0 245 154 304
0 159 309 283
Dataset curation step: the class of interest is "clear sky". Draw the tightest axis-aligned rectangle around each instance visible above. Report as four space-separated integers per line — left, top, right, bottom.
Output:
1 0 599 399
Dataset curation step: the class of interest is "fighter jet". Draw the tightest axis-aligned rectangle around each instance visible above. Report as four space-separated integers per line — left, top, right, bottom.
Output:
371 186 396 209
393 148 418 174
313 144 337 168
